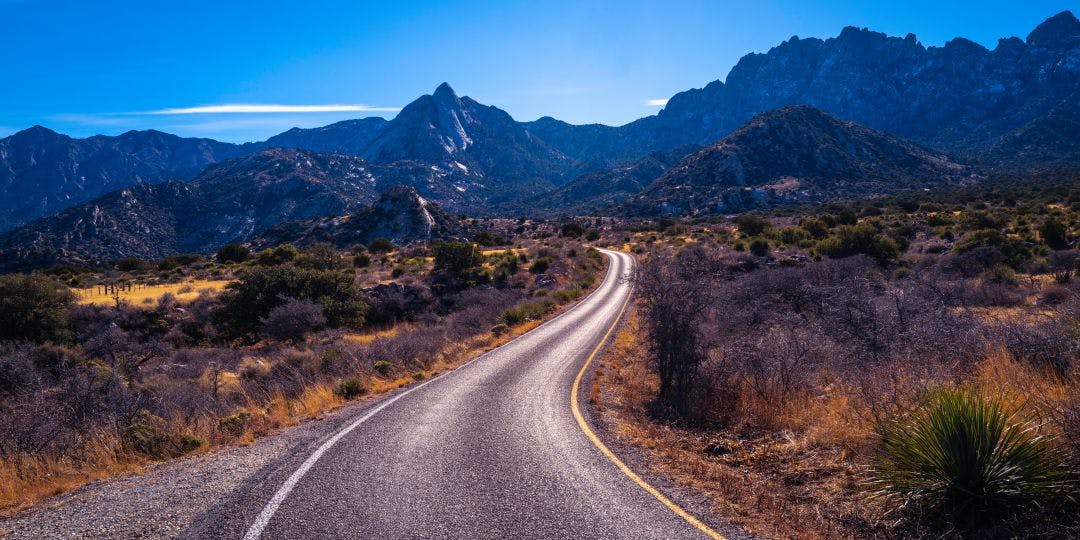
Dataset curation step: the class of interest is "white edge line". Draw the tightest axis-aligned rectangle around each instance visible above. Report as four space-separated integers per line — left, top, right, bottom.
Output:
242 250 622 539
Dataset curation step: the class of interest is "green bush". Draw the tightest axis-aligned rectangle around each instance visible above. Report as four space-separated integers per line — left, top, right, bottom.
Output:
373 360 392 376
0 274 75 343
216 243 251 263
353 253 372 268
954 229 1033 268
735 213 770 236
501 299 556 326
336 378 366 400
215 266 367 341
257 244 299 266
817 223 900 265
367 237 395 253
530 257 553 274
870 389 1072 528
749 237 770 256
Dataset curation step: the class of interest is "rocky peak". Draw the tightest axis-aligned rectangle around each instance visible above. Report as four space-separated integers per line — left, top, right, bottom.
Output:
1027 10 1080 49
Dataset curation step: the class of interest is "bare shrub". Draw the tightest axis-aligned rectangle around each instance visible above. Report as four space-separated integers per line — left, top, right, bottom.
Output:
260 297 327 343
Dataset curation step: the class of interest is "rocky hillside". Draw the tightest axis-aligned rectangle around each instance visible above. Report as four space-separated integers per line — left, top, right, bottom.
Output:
255 185 463 249
0 149 393 267
0 126 247 230
625 106 972 215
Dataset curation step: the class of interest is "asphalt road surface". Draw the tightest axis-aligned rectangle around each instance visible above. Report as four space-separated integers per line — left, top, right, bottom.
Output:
182 249 724 539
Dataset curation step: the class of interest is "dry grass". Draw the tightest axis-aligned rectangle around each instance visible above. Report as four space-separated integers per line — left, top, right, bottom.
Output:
594 310 883 539
594 309 1080 539
74 279 231 306
342 326 408 346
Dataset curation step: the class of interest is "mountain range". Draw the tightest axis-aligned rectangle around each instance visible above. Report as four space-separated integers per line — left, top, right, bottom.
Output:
1 11 1079 267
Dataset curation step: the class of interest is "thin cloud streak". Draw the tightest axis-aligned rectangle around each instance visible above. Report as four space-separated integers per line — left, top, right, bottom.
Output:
646 98 669 107
146 104 400 115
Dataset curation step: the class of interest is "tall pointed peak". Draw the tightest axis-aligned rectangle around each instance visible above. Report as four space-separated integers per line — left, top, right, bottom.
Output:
1027 10 1080 48
433 82 458 100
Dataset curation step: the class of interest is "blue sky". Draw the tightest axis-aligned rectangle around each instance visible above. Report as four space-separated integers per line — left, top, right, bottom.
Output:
0 0 1074 142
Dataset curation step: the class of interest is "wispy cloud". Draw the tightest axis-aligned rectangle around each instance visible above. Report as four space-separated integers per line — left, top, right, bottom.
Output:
646 98 669 107
145 104 400 115
0 126 15 137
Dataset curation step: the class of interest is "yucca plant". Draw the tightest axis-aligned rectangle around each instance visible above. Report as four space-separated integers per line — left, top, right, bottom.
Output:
870 388 1072 528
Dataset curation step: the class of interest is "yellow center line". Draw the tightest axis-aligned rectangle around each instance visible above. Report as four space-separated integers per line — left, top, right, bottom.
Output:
570 252 727 540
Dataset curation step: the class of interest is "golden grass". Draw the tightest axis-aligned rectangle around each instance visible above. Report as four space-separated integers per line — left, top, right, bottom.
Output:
342 326 407 346
74 279 232 306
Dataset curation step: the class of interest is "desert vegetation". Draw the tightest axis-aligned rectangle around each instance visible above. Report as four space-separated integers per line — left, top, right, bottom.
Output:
0 231 605 514
595 181 1080 538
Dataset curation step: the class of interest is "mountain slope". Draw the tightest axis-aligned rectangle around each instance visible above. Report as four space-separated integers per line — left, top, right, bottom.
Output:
255 185 463 248
0 149 389 266
625 106 971 215
518 146 699 216
261 117 389 155
0 126 247 230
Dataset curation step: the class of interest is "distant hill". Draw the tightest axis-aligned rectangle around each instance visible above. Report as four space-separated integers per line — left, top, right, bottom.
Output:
624 106 972 216
0 149 413 267
0 126 248 230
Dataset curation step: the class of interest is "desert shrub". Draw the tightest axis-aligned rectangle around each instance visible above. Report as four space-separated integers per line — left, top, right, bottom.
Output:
257 244 299 266
748 237 769 256
871 389 1072 529
735 213 770 236
353 253 372 268
635 245 717 419
559 222 585 237
530 257 553 274
215 243 250 263
295 243 348 271
500 299 556 326
0 274 75 343
473 231 508 247
115 257 147 272
367 237 395 253
817 223 900 265
431 241 487 289
216 266 366 341
954 229 1033 269
585 229 601 241
335 378 365 400
1040 218 1070 250
259 297 327 342
945 245 1006 277
373 360 392 376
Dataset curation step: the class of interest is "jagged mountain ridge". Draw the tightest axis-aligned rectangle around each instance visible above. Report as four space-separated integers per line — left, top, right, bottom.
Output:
624 106 972 216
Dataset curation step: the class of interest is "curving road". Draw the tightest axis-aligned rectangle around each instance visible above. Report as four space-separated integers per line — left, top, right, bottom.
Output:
186 249 724 539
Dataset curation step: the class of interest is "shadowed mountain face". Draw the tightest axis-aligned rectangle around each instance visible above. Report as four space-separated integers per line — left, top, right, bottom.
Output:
0 126 248 230
0 149 441 267
533 11 1080 167
624 106 972 216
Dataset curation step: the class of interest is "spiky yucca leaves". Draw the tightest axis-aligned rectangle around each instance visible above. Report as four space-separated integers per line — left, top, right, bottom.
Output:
870 389 1073 528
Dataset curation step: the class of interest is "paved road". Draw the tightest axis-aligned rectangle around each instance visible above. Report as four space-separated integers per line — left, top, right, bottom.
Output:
186 249 721 539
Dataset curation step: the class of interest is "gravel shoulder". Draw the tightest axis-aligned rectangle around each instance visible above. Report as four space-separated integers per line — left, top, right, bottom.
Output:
0 389 402 539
